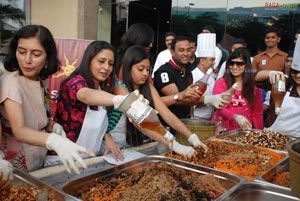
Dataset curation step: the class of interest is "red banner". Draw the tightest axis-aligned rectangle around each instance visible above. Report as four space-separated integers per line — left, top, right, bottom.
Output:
49 38 92 117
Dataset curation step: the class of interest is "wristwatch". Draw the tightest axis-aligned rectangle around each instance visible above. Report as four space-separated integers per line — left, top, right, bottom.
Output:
173 93 181 102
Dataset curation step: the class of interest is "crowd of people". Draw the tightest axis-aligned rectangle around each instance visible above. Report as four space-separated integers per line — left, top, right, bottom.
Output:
0 23 299 184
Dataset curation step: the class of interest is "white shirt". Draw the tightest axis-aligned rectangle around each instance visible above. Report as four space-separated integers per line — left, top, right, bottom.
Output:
152 49 172 78
191 68 215 119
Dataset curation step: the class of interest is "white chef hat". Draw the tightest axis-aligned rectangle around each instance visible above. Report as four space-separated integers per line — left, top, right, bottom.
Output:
196 33 216 58
292 34 300 71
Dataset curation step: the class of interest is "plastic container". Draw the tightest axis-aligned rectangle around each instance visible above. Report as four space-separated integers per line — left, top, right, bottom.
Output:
287 139 300 198
176 118 215 145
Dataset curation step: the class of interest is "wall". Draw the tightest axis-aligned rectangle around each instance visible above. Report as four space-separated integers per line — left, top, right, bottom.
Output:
30 0 98 40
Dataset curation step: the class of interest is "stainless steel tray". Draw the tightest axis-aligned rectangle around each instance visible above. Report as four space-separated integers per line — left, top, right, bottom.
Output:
12 168 71 200
216 128 292 151
257 158 290 190
62 155 246 201
165 139 288 181
222 181 299 201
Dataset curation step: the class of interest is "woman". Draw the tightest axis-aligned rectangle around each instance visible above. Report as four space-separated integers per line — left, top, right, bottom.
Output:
116 23 155 78
107 45 208 158
265 36 300 137
52 41 128 164
212 48 263 132
0 25 92 174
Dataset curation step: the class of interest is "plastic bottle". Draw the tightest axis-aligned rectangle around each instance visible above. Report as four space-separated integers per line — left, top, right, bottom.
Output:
222 82 239 102
271 80 286 115
118 92 174 142
194 68 213 95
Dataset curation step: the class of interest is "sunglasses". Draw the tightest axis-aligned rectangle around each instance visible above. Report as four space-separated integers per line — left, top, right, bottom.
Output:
229 61 245 67
291 69 300 75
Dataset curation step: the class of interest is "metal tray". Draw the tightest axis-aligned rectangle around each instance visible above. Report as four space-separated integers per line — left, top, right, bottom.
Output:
216 128 293 151
12 168 72 201
62 155 246 201
222 181 299 201
257 158 290 190
165 139 288 181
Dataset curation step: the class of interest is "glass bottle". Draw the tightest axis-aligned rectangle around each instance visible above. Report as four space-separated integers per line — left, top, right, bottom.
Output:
222 82 239 102
271 80 286 115
194 68 213 95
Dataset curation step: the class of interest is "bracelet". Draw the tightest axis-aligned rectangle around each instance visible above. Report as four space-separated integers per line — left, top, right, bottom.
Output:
46 119 55 133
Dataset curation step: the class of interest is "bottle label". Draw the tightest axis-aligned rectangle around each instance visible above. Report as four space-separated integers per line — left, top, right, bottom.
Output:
278 80 286 92
163 131 174 141
126 100 152 124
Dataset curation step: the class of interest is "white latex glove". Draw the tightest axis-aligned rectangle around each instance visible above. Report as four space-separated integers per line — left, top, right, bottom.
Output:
233 115 252 129
204 93 229 109
169 140 196 158
0 158 13 183
188 134 208 152
45 133 95 174
52 123 66 138
269 71 285 84
112 95 127 109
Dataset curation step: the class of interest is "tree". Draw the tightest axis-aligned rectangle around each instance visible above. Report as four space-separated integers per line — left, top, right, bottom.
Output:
0 3 25 52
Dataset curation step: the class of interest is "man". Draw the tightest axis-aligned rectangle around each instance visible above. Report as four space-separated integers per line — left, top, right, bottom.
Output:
199 25 228 79
253 26 288 127
187 36 200 71
152 32 175 77
153 35 228 123
263 50 294 112
192 33 216 119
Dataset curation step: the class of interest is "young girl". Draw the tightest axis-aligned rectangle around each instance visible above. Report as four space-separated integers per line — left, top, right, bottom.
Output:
107 45 207 158
212 48 263 132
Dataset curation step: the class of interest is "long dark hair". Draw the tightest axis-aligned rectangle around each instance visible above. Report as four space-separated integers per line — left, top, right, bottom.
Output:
116 23 154 75
4 25 58 80
57 41 116 99
224 47 255 105
287 68 298 94
122 45 153 146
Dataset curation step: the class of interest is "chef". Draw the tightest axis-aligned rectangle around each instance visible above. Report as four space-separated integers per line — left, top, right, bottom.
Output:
265 34 300 138
192 33 216 119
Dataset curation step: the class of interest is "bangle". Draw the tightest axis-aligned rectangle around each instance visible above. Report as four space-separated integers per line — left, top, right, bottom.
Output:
46 119 55 133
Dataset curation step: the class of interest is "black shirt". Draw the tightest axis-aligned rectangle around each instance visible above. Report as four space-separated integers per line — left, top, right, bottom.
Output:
153 61 193 119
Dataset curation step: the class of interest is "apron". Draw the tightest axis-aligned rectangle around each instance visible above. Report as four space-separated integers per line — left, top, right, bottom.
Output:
45 104 108 166
76 105 108 156
266 91 300 138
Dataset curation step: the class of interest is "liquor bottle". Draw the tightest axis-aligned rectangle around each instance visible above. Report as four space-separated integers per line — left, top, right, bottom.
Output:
222 82 238 102
194 68 213 95
271 80 286 115
118 92 174 142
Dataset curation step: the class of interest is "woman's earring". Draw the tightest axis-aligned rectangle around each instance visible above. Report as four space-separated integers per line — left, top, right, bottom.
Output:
44 62 48 69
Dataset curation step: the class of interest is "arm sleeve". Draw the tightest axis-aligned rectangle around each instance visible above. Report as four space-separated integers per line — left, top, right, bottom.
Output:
153 66 176 92
252 88 264 129
68 76 88 105
106 81 128 133
0 74 22 104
